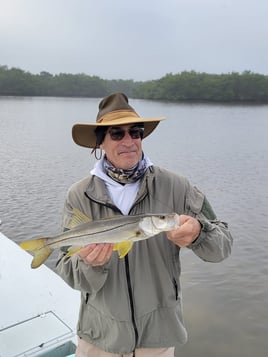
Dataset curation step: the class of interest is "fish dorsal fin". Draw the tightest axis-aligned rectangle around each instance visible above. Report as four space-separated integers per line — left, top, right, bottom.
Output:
67 208 92 229
113 241 133 258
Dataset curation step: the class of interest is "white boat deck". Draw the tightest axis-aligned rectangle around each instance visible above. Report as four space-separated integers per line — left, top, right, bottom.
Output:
0 232 80 357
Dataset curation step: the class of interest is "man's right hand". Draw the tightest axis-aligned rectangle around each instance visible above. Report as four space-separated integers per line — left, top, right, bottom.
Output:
78 243 114 266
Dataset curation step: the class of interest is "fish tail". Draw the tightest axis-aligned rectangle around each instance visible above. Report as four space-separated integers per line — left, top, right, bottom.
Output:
19 238 52 269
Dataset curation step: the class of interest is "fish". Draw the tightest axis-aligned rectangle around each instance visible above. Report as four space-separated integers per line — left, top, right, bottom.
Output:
19 209 180 269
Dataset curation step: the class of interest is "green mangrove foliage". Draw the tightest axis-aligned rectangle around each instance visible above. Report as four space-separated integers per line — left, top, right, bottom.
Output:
1 65 268 102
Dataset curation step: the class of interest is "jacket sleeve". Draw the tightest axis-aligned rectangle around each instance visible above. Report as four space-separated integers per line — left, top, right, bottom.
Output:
56 253 109 293
185 184 233 262
56 188 109 294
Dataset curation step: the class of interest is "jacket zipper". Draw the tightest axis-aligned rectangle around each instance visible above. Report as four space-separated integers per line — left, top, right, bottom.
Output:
84 190 139 351
173 278 179 300
125 254 138 352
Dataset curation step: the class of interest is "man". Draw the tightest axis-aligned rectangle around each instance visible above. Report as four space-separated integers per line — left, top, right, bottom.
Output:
57 92 233 357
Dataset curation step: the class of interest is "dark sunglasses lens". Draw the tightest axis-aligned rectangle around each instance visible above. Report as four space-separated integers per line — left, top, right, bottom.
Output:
109 128 125 141
129 128 143 139
108 127 144 141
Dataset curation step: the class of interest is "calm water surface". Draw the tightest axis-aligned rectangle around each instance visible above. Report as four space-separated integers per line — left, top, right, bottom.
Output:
0 97 268 356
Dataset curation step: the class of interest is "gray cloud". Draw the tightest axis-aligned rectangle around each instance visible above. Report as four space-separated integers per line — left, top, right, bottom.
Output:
1 0 268 80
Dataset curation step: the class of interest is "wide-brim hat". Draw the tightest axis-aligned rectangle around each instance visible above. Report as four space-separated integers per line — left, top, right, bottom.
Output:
72 92 165 148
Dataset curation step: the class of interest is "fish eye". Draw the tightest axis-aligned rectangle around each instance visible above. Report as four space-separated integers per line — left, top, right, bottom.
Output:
159 215 165 220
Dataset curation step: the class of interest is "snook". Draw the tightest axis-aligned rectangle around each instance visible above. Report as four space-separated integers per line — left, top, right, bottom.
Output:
19 209 180 269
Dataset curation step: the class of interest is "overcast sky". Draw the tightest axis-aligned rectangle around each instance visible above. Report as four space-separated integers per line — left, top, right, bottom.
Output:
1 0 268 80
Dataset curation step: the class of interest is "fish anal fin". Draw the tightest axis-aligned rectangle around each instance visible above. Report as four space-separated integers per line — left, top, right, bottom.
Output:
67 208 92 229
113 241 133 258
66 246 82 257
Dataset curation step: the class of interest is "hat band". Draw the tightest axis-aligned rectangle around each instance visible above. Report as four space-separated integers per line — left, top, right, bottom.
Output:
97 110 140 124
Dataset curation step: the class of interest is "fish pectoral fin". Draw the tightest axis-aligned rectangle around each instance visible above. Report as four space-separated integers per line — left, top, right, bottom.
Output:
66 246 82 257
113 241 133 258
19 238 52 269
67 208 92 229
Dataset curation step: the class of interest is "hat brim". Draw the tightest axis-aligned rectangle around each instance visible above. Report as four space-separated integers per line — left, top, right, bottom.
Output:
72 116 165 148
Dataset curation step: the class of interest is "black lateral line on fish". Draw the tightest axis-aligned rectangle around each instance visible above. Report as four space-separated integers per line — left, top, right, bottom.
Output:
45 219 142 248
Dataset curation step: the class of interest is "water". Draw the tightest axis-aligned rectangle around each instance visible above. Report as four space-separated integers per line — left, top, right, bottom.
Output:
1 97 268 356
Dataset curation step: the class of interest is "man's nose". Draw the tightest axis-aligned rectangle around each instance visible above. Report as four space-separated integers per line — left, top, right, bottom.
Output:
121 131 134 143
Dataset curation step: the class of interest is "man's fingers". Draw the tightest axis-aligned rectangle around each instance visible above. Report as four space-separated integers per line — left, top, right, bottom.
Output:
166 215 201 247
78 243 113 266
78 244 97 259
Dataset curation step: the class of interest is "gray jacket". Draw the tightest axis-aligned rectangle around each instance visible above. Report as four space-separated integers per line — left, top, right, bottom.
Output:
56 166 233 354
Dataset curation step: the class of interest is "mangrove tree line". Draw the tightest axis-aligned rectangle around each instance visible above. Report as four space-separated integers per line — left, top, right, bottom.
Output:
1 65 268 103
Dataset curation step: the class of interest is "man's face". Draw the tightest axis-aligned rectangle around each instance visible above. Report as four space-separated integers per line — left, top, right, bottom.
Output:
100 124 143 170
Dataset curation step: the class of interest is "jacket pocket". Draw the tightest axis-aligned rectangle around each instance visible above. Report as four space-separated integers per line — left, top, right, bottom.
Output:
185 185 204 216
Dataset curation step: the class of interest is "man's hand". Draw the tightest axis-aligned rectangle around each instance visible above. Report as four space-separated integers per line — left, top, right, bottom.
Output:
166 215 201 248
78 243 114 266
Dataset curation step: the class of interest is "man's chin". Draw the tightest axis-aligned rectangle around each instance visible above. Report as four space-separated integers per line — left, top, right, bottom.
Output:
118 155 139 169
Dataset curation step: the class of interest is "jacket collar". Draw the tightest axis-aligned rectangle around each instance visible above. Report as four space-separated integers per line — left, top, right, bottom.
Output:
85 166 155 211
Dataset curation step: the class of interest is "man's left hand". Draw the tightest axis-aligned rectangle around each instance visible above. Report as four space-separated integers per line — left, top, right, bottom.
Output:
166 214 201 248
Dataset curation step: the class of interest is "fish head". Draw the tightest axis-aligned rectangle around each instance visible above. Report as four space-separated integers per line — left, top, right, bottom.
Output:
151 213 180 232
140 213 180 236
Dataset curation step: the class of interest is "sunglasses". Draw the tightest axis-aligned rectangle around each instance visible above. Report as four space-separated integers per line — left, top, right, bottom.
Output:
107 126 144 141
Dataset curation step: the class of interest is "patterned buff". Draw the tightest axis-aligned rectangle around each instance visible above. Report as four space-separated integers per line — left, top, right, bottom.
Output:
103 155 148 184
